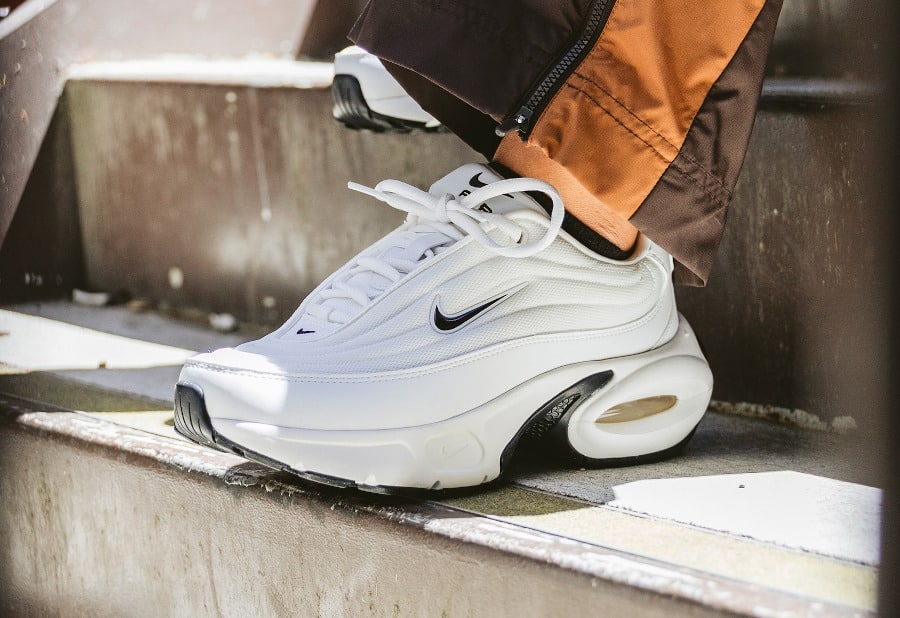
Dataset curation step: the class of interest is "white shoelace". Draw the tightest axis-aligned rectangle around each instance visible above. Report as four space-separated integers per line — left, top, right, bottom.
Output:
305 176 565 325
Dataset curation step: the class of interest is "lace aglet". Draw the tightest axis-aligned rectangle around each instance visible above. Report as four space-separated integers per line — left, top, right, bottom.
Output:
347 181 383 202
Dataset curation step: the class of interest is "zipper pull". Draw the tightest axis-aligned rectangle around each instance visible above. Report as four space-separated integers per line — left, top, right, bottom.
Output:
495 107 533 137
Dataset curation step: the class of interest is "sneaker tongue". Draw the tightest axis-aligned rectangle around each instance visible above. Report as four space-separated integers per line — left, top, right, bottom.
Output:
429 163 540 216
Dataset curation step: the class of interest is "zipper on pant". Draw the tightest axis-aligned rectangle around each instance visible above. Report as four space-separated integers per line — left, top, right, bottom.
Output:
496 0 617 139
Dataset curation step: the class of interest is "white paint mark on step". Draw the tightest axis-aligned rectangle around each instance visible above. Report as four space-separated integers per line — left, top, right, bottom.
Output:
609 471 881 565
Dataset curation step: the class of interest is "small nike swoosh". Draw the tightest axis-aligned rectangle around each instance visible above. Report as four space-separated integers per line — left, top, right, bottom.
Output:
432 286 523 333
469 171 513 200
296 328 316 335
469 172 488 188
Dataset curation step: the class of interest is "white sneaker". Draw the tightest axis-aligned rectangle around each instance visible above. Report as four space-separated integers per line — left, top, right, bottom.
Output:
174 164 712 491
332 45 443 132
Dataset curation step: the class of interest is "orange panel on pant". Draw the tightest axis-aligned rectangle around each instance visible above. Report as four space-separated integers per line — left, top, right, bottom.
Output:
495 133 639 252
530 0 766 221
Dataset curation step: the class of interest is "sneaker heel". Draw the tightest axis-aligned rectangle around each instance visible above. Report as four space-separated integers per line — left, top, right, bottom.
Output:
565 336 713 463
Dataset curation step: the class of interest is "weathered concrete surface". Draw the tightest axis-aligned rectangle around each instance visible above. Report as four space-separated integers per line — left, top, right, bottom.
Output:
0 404 739 618
676 93 886 428
0 91 83 301
0 0 321 246
0 397 876 617
768 0 881 79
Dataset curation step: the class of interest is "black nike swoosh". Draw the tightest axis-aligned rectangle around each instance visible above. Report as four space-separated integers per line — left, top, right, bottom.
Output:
469 171 513 200
469 172 488 188
432 288 521 332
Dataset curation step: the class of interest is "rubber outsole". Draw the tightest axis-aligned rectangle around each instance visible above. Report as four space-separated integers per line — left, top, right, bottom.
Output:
332 75 446 134
174 382 361 490
173 370 700 495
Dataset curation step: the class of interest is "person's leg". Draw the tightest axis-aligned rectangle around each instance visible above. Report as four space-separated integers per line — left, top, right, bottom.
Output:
350 0 783 284
493 135 639 254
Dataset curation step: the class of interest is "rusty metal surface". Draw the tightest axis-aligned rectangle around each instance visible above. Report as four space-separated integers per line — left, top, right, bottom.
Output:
66 78 474 324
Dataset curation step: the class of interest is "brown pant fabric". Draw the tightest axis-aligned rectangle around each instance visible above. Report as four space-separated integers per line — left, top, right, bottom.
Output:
350 0 783 285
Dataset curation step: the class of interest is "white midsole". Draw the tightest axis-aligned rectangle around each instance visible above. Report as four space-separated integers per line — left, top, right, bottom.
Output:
213 315 712 489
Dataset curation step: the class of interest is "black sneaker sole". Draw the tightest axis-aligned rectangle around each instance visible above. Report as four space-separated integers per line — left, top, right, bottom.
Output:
173 375 700 495
331 74 446 134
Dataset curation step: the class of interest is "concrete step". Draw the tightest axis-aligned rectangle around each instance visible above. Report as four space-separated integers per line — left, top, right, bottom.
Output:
0 301 883 616
0 0 370 247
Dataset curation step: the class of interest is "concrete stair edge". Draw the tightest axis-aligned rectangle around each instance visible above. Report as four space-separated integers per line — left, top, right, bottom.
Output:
0 393 874 618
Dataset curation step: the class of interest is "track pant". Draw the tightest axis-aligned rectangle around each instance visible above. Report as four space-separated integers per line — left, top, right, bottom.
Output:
349 0 783 285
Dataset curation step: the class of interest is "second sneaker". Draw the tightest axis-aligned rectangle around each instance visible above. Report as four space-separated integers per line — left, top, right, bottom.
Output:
332 45 443 132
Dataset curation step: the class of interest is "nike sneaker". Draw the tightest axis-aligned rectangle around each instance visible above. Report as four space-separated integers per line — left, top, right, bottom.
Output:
332 45 443 133
174 163 713 491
